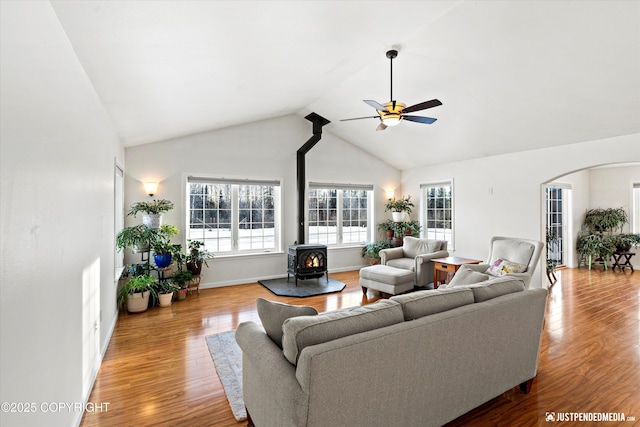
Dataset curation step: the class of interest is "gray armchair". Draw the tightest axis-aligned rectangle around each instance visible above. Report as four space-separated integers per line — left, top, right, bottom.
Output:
465 236 544 289
379 237 449 287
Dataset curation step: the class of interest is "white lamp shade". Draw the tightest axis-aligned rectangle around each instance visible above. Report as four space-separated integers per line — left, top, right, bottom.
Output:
143 182 158 196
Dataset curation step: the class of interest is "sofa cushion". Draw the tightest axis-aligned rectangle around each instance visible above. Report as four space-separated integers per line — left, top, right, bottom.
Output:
490 239 535 271
386 258 416 271
486 258 528 277
468 277 525 302
281 299 404 365
445 265 491 288
403 237 442 258
256 298 318 348
390 288 474 320
360 264 415 284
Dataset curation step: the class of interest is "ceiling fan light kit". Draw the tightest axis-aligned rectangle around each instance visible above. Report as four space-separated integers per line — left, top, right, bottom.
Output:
342 49 442 131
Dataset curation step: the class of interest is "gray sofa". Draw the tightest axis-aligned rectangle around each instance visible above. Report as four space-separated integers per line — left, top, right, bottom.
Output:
236 277 547 427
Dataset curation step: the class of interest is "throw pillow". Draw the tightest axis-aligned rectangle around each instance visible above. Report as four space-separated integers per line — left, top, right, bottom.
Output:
486 258 527 277
446 265 491 287
256 298 318 348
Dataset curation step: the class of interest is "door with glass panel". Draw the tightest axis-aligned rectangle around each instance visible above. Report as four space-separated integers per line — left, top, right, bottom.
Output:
545 186 570 269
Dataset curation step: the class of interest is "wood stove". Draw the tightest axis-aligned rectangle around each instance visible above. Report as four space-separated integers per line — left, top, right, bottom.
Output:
287 244 328 285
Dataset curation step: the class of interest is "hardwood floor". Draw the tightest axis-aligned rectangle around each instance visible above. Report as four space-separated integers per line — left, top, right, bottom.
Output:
80 268 639 427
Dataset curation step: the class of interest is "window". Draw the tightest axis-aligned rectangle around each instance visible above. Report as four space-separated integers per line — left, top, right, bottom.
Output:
634 183 640 233
308 183 373 246
187 177 280 254
421 181 454 247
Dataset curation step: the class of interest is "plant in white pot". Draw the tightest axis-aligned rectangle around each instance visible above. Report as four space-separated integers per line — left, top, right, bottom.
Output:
385 195 414 222
155 280 180 307
128 199 174 229
117 274 158 313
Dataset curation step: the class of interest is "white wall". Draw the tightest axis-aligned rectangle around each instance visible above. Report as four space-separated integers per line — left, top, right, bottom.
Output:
589 165 640 269
0 3 124 426
124 115 400 287
588 165 640 233
401 134 640 288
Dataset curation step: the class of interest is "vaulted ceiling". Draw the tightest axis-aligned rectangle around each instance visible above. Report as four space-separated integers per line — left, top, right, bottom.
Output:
50 1 640 170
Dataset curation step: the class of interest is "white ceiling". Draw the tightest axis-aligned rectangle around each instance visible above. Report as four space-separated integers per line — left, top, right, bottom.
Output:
50 1 640 170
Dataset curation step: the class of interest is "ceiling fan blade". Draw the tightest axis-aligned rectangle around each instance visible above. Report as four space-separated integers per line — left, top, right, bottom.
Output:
403 115 437 124
376 122 387 131
363 100 388 111
402 99 442 114
340 115 379 122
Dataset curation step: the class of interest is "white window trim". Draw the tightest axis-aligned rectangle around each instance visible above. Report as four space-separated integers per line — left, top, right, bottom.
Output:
633 183 640 233
114 160 125 282
184 173 283 257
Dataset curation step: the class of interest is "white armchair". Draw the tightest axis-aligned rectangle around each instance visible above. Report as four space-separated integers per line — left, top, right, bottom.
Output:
465 236 544 289
379 237 449 287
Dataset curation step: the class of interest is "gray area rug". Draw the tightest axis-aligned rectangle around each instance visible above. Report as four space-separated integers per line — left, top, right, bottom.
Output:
205 331 246 421
259 276 346 297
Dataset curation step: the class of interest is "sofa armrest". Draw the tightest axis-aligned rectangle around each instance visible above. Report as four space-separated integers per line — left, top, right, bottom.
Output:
235 322 308 426
414 250 449 286
415 250 450 264
463 263 490 273
380 247 405 264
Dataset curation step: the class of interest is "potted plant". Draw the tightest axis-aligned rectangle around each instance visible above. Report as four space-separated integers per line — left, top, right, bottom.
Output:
546 229 560 284
377 220 395 239
610 233 640 253
577 233 617 270
116 224 155 253
391 221 406 246
117 274 158 313
577 207 631 269
171 270 194 300
403 220 422 237
186 240 214 275
361 240 392 265
583 207 628 234
128 199 174 229
150 225 180 269
155 280 180 307
385 195 414 222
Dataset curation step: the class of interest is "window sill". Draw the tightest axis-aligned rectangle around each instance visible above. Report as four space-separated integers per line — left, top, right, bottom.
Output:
212 250 285 260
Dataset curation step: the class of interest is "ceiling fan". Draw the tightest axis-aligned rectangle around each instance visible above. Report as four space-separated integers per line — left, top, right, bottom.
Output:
341 49 442 131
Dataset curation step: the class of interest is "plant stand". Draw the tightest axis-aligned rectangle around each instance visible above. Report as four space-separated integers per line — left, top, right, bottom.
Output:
612 252 635 272
186 275 201 295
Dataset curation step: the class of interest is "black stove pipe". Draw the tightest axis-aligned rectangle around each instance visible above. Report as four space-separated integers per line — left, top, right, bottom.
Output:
297 113 330 244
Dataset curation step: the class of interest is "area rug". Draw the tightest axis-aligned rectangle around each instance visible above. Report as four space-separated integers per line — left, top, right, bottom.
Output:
259 276 346 297
205 331 246 421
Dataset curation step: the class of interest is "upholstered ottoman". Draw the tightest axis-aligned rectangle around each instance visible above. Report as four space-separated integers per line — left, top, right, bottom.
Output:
359 264 415 296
